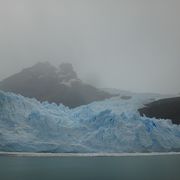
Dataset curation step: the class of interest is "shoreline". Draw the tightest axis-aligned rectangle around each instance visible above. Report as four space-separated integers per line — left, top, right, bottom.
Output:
0 152 180 157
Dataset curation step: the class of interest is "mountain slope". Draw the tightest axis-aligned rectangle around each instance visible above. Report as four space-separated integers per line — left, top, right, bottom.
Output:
139 97 180 124
0 62 112 107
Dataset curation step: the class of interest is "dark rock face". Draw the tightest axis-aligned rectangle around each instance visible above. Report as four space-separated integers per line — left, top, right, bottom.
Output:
139 97 180 124
58 63 78 80
0 62 113 107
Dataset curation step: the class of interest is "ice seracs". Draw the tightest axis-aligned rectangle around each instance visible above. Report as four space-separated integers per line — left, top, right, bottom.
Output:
0 90 180 153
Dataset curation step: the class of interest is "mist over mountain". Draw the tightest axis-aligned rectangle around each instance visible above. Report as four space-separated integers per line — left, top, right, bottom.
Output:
0 62 112 107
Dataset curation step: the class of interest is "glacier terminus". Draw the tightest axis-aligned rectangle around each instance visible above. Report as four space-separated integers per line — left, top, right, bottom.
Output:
0 90 180 153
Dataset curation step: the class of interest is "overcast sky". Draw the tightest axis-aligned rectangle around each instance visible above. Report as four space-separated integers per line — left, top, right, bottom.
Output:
0 0 180 94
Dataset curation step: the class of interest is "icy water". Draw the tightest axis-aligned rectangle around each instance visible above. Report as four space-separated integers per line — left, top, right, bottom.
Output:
0 154 180 180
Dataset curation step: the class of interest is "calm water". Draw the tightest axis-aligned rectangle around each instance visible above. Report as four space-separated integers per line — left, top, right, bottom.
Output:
0 155 180 180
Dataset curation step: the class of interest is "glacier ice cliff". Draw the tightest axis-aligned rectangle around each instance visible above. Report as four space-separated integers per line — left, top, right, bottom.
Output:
0 90 180 153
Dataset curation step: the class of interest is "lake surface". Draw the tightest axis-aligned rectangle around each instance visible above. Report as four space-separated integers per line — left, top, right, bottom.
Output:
0 154 180 180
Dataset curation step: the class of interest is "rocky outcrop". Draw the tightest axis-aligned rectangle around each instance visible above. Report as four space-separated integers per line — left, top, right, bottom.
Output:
139 97 180 124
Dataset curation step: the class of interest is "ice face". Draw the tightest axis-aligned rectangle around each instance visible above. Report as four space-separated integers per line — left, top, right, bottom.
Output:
0 90 180 153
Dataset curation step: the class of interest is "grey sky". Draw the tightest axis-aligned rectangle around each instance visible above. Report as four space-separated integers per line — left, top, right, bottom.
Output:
0 0 180 94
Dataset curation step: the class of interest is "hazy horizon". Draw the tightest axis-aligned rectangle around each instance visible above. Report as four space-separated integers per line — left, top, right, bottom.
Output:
0 0 180 94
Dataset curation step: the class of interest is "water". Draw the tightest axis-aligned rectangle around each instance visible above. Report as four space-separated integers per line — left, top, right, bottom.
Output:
0 154 180 180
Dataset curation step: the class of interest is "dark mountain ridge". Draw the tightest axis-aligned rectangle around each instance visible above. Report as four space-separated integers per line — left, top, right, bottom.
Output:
139 97 180 124
0 62 113 107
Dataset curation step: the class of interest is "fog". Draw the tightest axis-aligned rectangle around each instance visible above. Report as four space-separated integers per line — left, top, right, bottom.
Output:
0 0 180 94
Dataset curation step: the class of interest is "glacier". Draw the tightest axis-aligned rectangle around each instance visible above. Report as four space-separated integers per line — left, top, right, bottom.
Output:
0 90 180 153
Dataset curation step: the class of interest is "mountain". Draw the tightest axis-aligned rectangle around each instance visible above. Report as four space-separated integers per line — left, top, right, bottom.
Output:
0 90 180 153
0 62 112 107
139 97 180 125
